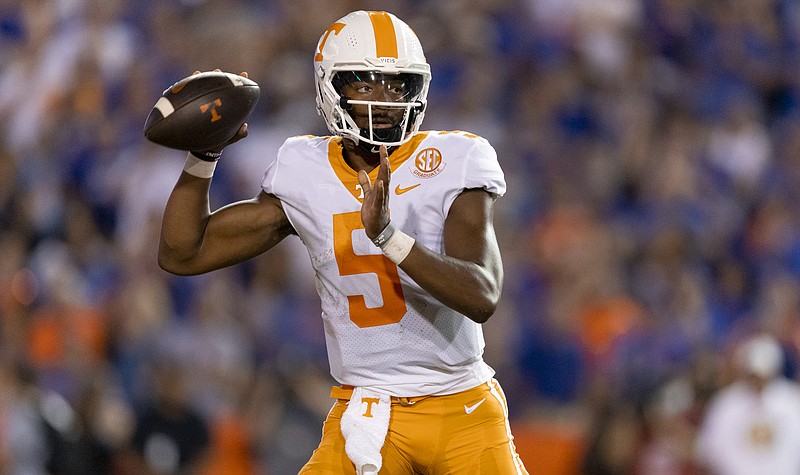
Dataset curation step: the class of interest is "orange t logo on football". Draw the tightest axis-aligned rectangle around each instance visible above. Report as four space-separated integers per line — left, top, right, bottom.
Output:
200 99 222 122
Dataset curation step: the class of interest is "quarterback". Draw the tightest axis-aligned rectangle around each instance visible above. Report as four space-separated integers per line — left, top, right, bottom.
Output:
158 10 529 474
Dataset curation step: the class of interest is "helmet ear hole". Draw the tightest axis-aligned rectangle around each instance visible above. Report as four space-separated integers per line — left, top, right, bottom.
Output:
414 100 425 116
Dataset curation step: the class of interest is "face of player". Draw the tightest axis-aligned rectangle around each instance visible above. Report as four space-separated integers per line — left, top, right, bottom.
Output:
334 71 423 129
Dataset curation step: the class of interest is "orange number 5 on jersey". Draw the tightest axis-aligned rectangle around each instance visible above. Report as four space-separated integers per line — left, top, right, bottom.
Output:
333 211 407 327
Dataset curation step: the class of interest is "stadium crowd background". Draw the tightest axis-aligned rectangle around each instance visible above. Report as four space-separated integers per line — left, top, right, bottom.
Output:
1 0 799 473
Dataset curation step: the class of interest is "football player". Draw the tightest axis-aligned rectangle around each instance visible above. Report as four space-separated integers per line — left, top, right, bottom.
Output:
158 10 528 474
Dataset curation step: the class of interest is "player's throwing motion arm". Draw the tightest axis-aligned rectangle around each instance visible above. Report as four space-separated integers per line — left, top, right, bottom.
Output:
157 69 296 276
359 146 504 324
158 169 294 276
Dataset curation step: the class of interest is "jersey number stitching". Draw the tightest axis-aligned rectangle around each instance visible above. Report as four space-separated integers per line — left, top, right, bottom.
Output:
333 211 407 327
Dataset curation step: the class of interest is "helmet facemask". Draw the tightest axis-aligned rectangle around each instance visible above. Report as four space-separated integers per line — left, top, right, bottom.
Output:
329 71 426 150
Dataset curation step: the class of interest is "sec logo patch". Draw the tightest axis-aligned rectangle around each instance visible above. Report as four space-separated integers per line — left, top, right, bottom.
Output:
412 148 445 178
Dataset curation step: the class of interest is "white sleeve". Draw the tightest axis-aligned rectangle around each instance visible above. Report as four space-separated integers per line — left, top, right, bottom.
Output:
463 137 505 198
261 137 298 195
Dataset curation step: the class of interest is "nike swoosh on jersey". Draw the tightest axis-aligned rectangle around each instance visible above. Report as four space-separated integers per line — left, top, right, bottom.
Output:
395 183 421 195
464 398 486 414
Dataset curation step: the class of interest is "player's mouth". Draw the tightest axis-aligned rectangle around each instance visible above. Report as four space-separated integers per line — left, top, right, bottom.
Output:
370 116 397 128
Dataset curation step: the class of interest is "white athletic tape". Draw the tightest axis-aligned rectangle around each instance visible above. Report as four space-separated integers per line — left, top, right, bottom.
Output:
154 96 175 118
183 152 217 178
381 229 414 265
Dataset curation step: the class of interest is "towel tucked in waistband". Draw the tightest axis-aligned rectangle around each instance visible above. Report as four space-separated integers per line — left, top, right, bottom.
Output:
340 387 391 475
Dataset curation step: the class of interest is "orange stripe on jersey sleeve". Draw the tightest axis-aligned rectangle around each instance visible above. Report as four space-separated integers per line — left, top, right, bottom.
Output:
368 11 398 58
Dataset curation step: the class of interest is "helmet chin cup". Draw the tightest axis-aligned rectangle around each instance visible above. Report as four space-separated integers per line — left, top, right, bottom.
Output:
366 125 403 143
359 125 403 147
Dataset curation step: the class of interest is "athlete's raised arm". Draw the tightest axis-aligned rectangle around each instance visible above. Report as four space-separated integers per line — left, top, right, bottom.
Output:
158 165 293 276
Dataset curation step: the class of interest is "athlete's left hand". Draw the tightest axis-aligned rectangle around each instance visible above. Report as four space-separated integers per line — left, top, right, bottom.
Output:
358 145 391 240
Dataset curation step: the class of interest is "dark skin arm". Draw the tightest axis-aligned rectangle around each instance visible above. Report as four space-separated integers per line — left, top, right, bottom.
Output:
358 146 503 323
158 70 295 275
158 170 294 275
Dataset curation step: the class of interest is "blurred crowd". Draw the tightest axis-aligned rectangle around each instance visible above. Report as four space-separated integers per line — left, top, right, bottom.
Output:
1 0 800 473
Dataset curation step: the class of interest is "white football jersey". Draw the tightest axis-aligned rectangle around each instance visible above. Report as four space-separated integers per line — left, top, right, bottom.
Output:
261 131 506 396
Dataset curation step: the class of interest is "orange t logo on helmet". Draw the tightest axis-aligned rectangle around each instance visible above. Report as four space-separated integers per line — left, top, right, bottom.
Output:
315 23 345 62
315 12 400 63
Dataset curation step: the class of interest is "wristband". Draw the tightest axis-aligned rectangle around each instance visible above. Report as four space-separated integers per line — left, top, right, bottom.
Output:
371 221 397 248
380 229 415 265
190 150 222 161
183 152 218 178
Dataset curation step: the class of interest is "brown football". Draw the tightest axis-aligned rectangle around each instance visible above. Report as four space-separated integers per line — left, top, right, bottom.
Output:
144 71 260 151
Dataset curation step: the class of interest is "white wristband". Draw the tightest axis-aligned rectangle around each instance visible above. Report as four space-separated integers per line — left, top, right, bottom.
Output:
380 229 415 265
183 152 218 178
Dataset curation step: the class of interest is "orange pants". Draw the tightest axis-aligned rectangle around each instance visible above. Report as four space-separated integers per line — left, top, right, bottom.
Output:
299 379 529 474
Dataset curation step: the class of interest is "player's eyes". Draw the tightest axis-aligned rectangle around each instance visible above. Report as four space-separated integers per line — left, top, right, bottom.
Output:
350 81 406 98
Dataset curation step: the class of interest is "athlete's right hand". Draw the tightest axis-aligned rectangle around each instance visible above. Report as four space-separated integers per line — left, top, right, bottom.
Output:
189 69 250 157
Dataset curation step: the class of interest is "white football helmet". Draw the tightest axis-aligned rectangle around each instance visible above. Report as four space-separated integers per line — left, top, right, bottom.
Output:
314 10 431 149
